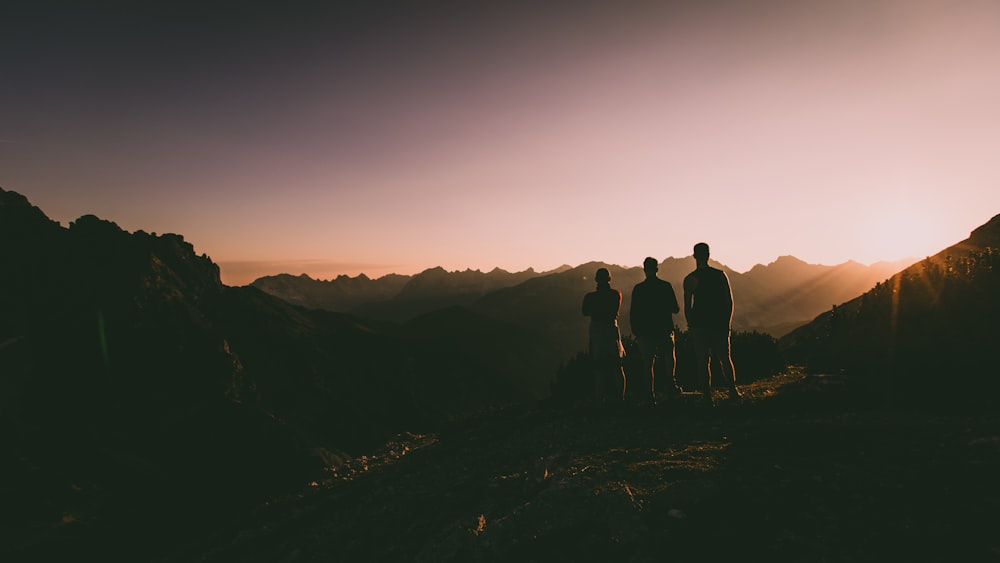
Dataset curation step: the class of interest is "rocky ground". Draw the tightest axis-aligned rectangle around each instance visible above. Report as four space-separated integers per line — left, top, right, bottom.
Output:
146 371 1000 563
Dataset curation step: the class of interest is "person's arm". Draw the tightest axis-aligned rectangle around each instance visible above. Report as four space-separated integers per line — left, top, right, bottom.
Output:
683 275 697 326
667 283 680 315
629 285 640 334
722 273 734 325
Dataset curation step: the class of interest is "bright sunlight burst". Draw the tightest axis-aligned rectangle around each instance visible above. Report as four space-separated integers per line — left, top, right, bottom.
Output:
860 207 943 264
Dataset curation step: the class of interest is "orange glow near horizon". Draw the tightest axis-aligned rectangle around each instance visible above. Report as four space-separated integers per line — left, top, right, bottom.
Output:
858 208 943 265
3 1 999 287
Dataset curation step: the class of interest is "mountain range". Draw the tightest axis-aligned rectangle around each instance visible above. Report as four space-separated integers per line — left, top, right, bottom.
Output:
5 184 998 561
251 250 911 399
2 185 913 468
253 253 912 338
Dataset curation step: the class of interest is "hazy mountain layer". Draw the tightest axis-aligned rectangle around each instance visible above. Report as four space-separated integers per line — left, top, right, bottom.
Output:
254 254 912 338
252 265 565 322
247 247 911 400
250 271 411 313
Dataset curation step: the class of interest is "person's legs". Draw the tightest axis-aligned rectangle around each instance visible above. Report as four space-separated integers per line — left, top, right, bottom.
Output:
637 336 657 403
657 331 679 397
691 327 712 400
616 361 626 402
592 359 626 402
590 324 616 402
711 329 739 398
592 362 605 401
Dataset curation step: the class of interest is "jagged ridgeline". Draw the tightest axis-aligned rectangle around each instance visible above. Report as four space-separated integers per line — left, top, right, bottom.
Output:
254 256 911 338
780 213 1000 402
0 188 538 522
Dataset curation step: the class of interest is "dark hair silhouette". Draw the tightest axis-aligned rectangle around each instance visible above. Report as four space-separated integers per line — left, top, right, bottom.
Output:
693 242 710 260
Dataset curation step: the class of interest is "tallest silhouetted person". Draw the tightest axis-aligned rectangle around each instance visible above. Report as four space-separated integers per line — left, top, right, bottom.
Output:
683 243 740 404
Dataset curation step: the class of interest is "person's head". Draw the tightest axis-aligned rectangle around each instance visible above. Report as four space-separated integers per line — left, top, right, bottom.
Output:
595 267 611 284
643 257 658 275
693 242 710 262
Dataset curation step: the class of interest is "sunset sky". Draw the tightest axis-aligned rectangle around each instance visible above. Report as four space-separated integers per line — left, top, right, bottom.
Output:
3 0 999 285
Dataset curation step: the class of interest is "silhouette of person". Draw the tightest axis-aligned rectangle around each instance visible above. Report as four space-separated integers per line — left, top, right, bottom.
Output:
582 267 626 402
683 243 740 404
629 257 681 404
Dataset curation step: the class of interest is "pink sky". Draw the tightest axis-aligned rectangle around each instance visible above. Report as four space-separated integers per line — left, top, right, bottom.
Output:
3 1 999 285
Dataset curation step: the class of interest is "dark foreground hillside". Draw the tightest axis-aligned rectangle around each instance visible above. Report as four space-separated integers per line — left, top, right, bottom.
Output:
152 373 998 563
0 187 544 562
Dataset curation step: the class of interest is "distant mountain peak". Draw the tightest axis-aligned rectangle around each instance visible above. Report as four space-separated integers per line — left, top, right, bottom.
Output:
747 255 811 274
773 255 809 266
